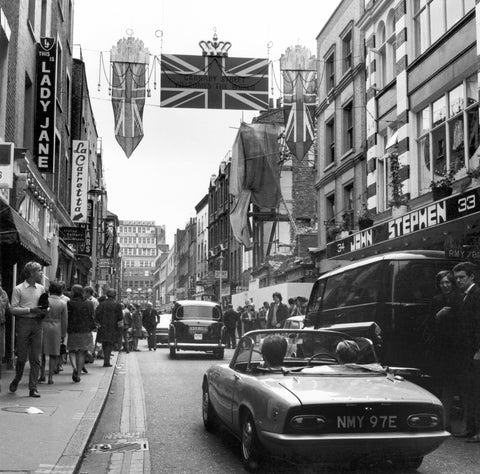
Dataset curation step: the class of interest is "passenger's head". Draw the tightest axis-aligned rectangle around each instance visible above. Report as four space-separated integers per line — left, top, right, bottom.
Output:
272 292 282 303
261 335 288 368
49 281 63 296
453 262 477 292
336 340 360 364
106 289 116 299
71 284 84 299
435 270 455 295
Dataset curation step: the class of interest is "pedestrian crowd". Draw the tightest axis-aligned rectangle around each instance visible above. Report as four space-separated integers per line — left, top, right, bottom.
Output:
425 261 480 442
0 261 159 397
221 292 308 349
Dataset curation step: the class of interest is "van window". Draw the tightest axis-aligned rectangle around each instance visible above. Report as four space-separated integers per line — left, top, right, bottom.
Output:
175 305 221 320
392 260 451 304
322 262 383 310
308 280 326 312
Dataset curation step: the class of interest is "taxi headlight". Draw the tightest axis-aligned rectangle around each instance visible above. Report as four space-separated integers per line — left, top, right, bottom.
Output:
290 415 326 431
407 414 440 429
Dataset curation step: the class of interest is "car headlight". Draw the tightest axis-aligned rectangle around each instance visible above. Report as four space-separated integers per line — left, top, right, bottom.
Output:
290 415 326 432
407 414 440 429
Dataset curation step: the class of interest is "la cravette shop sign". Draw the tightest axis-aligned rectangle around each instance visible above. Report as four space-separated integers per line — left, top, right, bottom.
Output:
327 187 480 259
34 37 57 173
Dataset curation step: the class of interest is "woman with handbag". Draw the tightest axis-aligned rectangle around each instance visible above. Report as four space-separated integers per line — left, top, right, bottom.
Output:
67 285 96 382
39 282 67 384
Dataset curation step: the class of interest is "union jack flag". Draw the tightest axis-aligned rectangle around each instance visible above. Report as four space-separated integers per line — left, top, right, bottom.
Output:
282 70 316 160
160 54 269 110
111 62 146 158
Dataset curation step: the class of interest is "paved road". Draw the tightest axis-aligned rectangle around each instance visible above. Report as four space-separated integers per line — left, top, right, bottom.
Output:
79 343 480 473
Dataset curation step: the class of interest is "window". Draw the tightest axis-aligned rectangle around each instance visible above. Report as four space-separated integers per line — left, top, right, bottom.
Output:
414 0 475 56
417 75 480 192
343 102 353 152
326 118 335 165
326 52 335 92
342 30 352 73
343 184 354 230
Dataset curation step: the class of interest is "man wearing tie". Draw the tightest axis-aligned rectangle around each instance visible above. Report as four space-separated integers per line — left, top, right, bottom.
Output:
453 262 480 442
267 292 289 329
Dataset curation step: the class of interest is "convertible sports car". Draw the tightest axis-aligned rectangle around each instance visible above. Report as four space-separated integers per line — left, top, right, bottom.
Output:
202 329 449 471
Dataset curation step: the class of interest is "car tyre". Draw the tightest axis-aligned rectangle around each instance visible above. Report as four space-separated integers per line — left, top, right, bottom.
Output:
169 346 176 359
202 383 218 431
213 349 224 359
241 412 263 472
392 456 423 470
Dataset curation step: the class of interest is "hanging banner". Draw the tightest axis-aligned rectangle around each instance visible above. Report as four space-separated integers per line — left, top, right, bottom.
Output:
110 37 149 158
70 140 89 223
34 37 57 172
160 54 268 110
0 142 14 189
280 46 317 160
103 217 116 258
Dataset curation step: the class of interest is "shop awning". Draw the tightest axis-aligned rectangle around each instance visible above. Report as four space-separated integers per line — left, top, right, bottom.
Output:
0 200 51 265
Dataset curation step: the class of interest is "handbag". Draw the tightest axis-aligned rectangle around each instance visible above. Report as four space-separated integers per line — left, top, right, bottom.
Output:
60 343 67 355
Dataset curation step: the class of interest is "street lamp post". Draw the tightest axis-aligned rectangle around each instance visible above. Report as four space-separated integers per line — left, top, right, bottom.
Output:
217 254 224 307
88 186 106 291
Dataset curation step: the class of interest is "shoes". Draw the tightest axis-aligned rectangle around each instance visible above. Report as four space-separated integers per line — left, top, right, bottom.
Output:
9 378 19 393
82 367 88 374
58 365 64 372
103 363 112 367
38 376 46 382
53 369 60 374
48 378 54 385
72 369 81 383
466 434 480 443
29 389 41 398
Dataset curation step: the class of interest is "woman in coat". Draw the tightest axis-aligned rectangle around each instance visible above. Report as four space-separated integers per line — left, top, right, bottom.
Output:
67 285 96 382
131 304 143 351
40 282 67 384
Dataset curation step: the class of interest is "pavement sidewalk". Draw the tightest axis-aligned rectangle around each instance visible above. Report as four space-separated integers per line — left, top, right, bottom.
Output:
0 353 118 473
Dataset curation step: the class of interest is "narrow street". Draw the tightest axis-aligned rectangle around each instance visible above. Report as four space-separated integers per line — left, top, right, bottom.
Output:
78 341 480 474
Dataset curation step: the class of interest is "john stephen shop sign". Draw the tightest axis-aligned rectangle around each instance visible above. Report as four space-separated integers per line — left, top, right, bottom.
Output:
34 37 57 173
327 188 480 258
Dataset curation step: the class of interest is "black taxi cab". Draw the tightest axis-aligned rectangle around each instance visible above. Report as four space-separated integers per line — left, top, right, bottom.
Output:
168 300 226 359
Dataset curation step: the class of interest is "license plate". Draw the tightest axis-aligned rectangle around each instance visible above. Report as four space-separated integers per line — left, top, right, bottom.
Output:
336 414 398 430
194 333 203 341
190 326 208 333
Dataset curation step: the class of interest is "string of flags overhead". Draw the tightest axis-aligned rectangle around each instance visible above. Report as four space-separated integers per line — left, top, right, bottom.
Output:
99 33 317 160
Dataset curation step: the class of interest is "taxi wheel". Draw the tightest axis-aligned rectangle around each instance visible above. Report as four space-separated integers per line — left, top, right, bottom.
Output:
241 412 262 471
202 383 218 431
169 346 176 359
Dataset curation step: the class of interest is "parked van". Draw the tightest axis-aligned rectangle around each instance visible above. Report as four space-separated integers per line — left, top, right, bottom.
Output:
305 251 460 380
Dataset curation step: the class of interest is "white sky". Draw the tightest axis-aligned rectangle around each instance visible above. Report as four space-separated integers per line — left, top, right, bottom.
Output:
73 0 342 245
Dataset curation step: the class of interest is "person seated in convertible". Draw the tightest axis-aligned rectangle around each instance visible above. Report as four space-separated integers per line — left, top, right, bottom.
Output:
336 340 360 364
261 335 288 369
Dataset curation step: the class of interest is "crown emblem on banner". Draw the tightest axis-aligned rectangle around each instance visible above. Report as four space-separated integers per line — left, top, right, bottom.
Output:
199 33 232 57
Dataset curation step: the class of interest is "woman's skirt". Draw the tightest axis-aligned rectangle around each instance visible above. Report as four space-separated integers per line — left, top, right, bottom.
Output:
67 332 93 352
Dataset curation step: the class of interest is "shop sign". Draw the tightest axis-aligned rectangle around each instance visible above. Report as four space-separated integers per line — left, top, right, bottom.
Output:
0 142 13 188
70 140 89 223
59 226 85 244
98 258 113 267
34 37 56 173
103 217 116 258
327 187 480 258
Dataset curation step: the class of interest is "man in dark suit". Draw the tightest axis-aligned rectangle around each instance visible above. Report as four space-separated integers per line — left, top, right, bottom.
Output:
223 304 239 349
266 292 289 329
453 262 480 442
95 289 123 367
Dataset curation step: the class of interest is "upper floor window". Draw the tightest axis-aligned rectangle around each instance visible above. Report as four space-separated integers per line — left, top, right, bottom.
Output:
326 118 335 165
417 74 479 193
343 102 353 152
326 52 335 92
342 30 352 74
414 0 475 56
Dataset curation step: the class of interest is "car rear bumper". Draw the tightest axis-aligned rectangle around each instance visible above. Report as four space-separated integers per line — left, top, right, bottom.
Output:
169 342 225 351
258 430 450 461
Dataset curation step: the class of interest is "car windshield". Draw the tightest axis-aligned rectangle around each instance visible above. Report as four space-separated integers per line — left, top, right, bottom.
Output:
174 305 221 320
231 330 380 375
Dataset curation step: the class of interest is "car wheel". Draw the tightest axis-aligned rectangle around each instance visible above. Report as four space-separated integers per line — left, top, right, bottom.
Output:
241 412 263 471
202 383 218 431
213 349 224 359
392 456 423 470
169 346 176 359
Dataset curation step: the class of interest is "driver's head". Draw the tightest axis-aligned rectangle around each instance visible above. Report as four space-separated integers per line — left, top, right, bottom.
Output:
336 340 360 364
261 335 287 368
